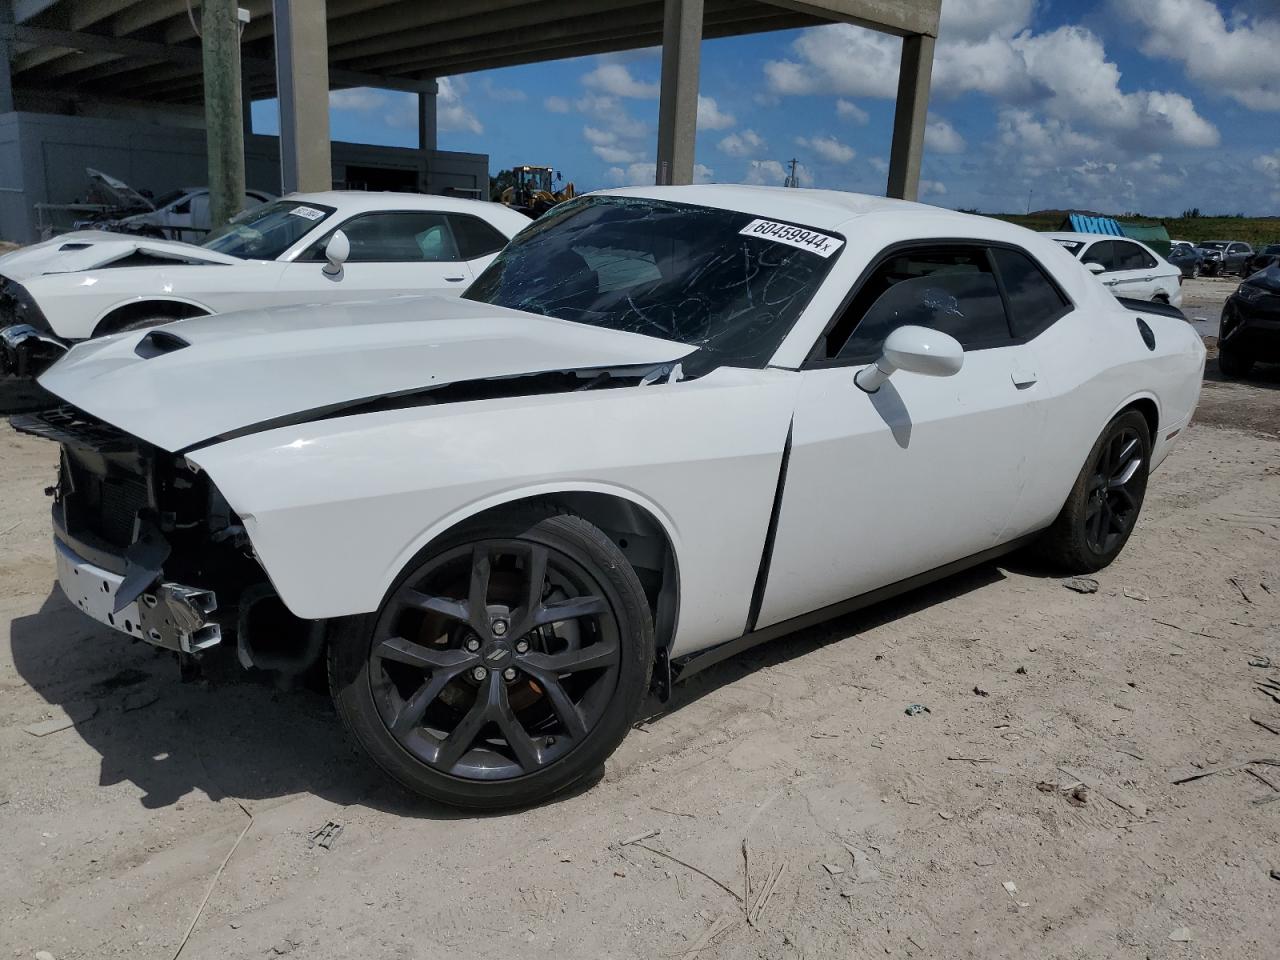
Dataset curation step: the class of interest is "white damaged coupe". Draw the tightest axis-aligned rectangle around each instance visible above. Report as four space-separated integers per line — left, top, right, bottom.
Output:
14 186 1205 808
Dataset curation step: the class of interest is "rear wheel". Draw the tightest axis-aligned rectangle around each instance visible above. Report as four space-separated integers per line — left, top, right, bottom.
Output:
328 508 653 809
1037 411 1151 572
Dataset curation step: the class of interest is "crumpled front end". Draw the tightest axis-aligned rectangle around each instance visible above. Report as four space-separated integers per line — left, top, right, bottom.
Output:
1 277 68 378
11 405 307 668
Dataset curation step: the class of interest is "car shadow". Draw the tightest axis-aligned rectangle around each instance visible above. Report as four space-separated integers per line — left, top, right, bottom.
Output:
641 560 1010 722
1203 356 1280 389
12 557 1027 816
8 586 603 820
0 379 57 414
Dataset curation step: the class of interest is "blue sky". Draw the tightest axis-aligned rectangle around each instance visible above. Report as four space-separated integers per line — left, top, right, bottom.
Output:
253 0 1280 216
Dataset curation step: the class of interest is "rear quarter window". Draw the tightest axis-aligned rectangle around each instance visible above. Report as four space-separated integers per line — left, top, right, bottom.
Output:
991 247 1071 340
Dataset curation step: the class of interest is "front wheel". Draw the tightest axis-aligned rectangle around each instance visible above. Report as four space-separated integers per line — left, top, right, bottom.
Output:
1218 344 1253 379
328 508 654 809
1037 411 1151 572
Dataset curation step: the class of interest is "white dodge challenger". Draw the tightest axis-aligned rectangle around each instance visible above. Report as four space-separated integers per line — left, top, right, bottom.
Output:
14 186 1205 808
0 191 529 377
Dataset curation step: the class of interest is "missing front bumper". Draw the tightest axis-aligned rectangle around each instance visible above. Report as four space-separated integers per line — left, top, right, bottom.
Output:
55 537 221 654
1 324 68 379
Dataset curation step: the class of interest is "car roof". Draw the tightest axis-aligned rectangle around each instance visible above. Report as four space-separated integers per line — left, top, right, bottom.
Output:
1045 232 1117 243
592 184 1000 235
286 190 516 216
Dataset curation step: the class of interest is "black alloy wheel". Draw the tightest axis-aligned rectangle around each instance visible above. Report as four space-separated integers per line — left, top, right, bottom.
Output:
1037 410 1151 572
1082 425 1146 555
329 509 653 808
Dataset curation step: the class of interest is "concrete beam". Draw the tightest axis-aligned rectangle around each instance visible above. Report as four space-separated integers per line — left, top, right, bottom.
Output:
886 32 933 201
273 0 330 193
655 0 702 186
760 0 939 37
12 0 58 23
201 0 246 228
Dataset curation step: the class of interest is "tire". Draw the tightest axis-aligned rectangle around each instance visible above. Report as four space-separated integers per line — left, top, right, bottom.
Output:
328 507 654 809
1191 264 1200 279
1037 410 1151 573
1218 345 1253 379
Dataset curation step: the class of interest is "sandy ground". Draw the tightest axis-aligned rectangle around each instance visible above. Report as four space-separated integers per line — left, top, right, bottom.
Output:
2 293 1279 959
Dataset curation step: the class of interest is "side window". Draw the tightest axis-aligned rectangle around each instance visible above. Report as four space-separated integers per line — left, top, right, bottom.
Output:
1081 240 1116 271
449 215 510 260
1114 241 1152 271
829 246 1010 361
1230 243 1249 255
302 212 461 263
990 247 1071 340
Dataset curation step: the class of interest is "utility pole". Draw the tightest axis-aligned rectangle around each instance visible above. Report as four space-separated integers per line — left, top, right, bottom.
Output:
200 0 247 231
784 158 799 188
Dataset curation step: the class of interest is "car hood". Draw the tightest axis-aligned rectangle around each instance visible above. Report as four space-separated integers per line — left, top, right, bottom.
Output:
0 231 238 282
38 295 696 452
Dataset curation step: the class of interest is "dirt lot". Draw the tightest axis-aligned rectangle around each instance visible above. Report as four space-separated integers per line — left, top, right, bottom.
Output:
2 297 1278 959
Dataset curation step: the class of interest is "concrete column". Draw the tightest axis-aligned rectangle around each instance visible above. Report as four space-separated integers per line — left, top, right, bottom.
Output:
0 0 15 115
201 0 247 229
273 0 332 193
886 33 934 201
418 80 438 152
654 0 703 186
241 75 254 142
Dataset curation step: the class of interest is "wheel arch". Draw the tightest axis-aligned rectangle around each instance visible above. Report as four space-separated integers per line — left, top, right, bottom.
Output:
91 297 212 337
383 485 683 658
1113 393 1159 441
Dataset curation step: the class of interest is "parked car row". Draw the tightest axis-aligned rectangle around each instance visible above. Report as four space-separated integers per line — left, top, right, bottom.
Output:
1 192 530 377
2 186 1207 808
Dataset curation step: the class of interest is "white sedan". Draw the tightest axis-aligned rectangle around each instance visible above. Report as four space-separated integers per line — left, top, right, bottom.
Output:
1048 232 1183 307
17 185 1205 809
0 192 530 377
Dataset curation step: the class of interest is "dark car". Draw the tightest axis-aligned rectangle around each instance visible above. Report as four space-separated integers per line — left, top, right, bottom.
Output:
1245 244 1280 276
1167 240 1203 278
1219 264 1280 378
1197 240 1254 277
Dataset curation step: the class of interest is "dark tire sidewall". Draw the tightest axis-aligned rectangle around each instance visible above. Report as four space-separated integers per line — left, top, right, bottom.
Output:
327 509 654 809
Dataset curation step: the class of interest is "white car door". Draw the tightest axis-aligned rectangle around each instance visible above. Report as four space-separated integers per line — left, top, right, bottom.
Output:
756 243 1045 630
275 210 474 302
1084 239 1153 300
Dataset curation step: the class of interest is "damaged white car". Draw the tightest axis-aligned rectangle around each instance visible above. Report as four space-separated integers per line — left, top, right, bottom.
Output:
0 192 529 378
15 186 1205 808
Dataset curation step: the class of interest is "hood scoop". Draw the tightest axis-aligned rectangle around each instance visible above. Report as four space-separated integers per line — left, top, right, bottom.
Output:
134 329 190 359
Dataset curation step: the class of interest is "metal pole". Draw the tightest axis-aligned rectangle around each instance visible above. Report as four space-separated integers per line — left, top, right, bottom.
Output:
0 0 15 115
201 0 246 229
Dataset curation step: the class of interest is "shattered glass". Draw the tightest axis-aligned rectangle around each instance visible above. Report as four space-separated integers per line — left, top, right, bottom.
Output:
465 196 842 367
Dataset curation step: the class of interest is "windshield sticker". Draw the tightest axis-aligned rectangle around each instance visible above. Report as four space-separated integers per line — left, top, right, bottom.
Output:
739 219 843 258
289 205 325 221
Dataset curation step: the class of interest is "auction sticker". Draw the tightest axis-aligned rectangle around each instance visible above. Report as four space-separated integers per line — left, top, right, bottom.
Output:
289 205 325 220
739 219 843 258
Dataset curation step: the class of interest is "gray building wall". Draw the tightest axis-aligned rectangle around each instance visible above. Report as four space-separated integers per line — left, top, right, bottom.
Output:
0 110 488 244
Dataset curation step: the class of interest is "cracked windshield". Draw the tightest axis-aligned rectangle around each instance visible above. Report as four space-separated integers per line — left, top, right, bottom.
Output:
465 195 843 367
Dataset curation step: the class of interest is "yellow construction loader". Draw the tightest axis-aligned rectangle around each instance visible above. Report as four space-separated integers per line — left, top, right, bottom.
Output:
497 165 576 218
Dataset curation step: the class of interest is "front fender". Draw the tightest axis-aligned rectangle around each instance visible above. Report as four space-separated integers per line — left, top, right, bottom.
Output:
187 368 800 656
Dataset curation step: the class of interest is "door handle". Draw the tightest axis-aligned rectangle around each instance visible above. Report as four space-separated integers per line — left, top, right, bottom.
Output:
445 276 466 282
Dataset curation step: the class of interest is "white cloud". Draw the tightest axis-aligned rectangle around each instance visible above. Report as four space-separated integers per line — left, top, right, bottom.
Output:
868 156 889 174
482 79 527 103
582 62 659 99
593 143 644 164
1256 150 1280 200
1115 0 1280 110
717 128 766 158
330 88 385 111
693 163 714 184
920 179 947 197
762 11 1219 153
797 134 856 164
582 126 617 146
835 99 869 124
925 115 966 154
743 159 812 187
697 95 735 130
607 162 657 186
436 77 482 134
544 96 571 113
